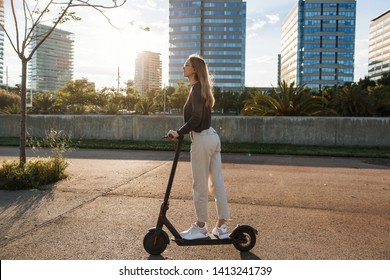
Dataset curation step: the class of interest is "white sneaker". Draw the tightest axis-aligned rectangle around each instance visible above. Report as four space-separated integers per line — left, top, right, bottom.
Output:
212 224 229 239
180 223 209 240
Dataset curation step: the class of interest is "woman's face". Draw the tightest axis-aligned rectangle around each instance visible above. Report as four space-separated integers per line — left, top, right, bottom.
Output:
183 59 195 78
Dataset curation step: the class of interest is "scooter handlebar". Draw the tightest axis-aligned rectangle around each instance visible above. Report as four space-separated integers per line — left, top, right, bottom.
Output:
162 134 184 140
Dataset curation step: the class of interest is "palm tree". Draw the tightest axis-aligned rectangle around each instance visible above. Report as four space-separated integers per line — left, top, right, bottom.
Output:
329 84 374 116
29 92 56 114
368 85 390 116
242 81 330 116
135 98 156 115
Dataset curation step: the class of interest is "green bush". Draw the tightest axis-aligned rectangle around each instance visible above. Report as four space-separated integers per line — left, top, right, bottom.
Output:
0 89 20 109
0 129 72 190
0 157 68 190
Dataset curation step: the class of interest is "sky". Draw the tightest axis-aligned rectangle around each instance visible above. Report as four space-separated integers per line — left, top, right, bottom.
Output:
3 0 390 89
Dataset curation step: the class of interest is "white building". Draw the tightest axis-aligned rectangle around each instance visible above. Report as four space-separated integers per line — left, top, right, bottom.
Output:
134 51 162 94
368 9 390 82
29 24 74 92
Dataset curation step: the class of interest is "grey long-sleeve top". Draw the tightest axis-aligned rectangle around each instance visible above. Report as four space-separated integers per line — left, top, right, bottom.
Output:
177 82 211 136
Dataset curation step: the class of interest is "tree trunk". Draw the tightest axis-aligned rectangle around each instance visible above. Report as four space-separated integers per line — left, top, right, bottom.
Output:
19 59 28 166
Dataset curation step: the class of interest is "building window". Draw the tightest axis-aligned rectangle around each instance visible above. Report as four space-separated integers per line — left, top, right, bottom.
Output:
304 59 319 65
170 2 201 8
305 11 321 17
305 51 320 58
306 27 321 33
322 68 336 73
305 19 321 25
339 11 355 17
323 11 337 16
170 9 201 16
339 3 356 9
304 36 321 41
305 3 321 9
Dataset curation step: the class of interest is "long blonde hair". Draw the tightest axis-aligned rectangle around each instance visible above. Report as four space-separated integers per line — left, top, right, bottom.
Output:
188 54 215 108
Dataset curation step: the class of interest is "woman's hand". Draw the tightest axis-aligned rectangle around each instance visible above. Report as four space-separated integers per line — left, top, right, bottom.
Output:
167 130 179 140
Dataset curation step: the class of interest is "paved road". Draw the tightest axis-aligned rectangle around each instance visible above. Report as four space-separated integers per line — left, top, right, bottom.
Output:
0 146 389 260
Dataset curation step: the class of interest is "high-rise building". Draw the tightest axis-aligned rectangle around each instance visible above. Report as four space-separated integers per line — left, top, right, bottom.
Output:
29 24 74 92
280 0 356 90
169 0 246 92
0 0 4 86
134 51 162 94
368 9 390 82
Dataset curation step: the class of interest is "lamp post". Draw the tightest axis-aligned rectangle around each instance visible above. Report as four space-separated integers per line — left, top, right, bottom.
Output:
163 84 166 114
117 66 121 94
6 66 9 91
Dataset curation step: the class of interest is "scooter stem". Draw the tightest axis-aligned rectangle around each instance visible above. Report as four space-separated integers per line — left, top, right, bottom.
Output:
163 136 184 205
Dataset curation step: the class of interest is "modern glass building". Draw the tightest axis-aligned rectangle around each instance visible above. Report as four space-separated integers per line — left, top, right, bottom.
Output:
0 0 4 86
368 9 390 82
280 0 356 90
169 0 246 92
29 24 74 92
134 51 162 94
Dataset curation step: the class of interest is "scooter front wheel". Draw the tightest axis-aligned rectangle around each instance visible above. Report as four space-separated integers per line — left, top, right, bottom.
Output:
231 227 256 252
143 229 169 255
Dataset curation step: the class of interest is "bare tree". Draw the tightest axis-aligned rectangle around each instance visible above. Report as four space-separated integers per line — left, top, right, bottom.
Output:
0 0 127 165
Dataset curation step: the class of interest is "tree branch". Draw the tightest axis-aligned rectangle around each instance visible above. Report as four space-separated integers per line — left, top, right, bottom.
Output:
67 0 128 29
0 20 19 55
24 0 57 55
54 0 127 9
10 0 21 55
27 1 73 61
21 0 30 55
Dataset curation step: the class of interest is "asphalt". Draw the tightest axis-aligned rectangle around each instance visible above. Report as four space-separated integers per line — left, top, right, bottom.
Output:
0 146 389 260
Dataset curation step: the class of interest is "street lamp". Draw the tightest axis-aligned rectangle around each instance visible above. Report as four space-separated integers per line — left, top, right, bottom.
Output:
163 84 166 114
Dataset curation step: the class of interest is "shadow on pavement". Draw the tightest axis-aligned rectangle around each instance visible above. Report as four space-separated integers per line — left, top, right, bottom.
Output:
240 251 262 260
146 252 261 260
147 254 166 260
0 187 55 243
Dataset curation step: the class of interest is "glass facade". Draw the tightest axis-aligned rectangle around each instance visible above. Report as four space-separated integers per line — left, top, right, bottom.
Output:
368 10 390 82
0 0 4 85
169 0 246 92
29 24 74 92
281 0 356 90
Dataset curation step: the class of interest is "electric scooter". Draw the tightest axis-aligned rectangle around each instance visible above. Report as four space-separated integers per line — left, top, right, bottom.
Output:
143 135 258 255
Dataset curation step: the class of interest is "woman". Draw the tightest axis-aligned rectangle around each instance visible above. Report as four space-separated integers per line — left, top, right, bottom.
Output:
167 54 230 240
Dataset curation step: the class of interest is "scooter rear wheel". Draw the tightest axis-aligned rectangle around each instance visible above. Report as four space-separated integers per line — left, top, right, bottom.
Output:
231 227 256 252
143 229 169 255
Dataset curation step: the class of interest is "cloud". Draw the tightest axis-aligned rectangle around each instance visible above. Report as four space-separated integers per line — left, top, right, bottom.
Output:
254 56 276 64
247 14 279 32
248 19 266 31
248 33 257 39
266 14 280 24
134 0 158 10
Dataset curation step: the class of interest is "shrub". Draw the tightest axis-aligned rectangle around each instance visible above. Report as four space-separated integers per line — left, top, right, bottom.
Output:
0 89 20 109
0 129 72 190
0 157 68 190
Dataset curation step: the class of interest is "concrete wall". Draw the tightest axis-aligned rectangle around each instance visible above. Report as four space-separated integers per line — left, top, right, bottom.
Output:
0 115 389 146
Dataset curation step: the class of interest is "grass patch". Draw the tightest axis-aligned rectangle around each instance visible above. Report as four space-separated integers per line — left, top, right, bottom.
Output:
0 137 20 146
1 137 389 158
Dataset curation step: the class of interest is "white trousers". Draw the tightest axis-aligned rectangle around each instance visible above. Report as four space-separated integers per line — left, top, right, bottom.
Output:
190 127 230 223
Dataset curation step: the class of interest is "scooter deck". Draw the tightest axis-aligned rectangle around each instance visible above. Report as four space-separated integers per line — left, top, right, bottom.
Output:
172 236 233 246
